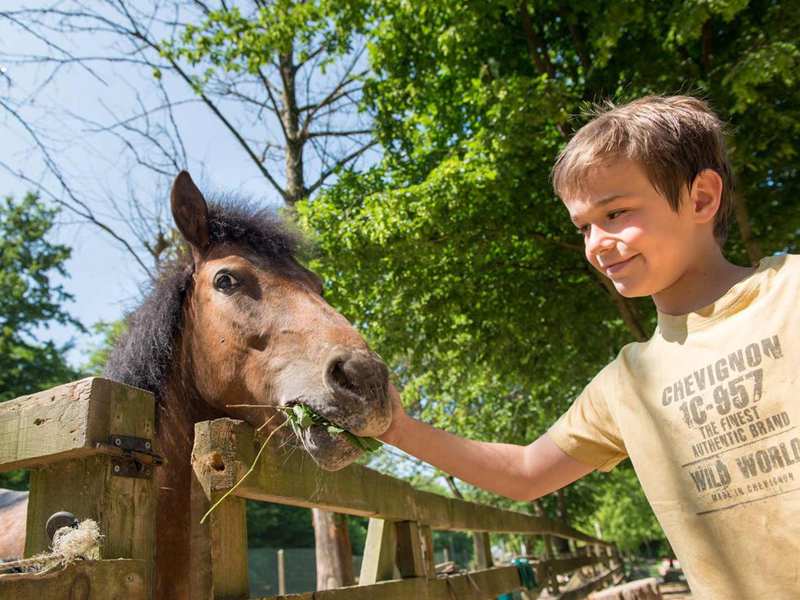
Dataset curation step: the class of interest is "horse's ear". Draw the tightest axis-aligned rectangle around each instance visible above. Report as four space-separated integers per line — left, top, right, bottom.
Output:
171 171 210 251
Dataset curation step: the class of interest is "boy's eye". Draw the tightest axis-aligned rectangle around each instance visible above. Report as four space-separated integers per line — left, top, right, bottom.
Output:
576 224 590 235
608 209 627 220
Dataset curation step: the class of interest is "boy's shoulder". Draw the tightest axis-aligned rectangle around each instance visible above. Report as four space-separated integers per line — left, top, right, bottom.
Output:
611 253 798 362
751 252 799 295
762 252 799 272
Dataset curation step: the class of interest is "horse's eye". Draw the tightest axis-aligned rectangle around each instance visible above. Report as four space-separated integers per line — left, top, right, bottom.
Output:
213 272 239 292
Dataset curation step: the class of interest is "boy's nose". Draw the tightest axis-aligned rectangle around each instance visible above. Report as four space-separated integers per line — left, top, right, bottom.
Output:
585 225 615 256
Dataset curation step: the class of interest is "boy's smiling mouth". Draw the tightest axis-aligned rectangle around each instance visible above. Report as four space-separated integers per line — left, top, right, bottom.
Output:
601 254 640 275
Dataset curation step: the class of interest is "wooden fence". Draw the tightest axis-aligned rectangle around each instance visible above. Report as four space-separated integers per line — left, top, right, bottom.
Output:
0 379 623 599
0 378 157 598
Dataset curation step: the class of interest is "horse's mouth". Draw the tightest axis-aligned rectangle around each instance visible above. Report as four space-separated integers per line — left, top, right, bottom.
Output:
296 420 362 471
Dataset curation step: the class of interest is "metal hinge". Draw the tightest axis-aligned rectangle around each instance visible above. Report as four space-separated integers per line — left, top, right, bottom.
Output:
96 434 163 479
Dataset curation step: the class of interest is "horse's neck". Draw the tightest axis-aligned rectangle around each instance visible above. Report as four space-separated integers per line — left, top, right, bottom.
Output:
153 379 222 599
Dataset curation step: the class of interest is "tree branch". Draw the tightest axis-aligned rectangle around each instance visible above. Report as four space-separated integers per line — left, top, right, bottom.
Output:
306 128 372 139
589 267 648 342
305 139 378 196
518 1 555 77
112 5 289 201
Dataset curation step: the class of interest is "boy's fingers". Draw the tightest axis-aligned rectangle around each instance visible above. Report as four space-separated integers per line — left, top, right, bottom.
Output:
379 382 407 444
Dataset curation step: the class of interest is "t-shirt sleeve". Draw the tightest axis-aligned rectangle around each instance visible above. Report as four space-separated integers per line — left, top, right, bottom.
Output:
548 361 628 472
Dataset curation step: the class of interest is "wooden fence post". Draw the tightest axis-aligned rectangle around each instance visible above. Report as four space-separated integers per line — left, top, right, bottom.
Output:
395 521 426 578
191 419 250 600
359 518 398 585
473 531 493 569
0 379 158 598
16 379 157 596
277 549 286 594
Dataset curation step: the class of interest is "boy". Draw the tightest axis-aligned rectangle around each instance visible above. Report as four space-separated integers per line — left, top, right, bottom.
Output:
378 96 799 599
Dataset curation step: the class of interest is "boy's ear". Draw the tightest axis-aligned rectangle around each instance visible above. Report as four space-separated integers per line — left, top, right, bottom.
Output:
689 169 723 225
171 171 210 252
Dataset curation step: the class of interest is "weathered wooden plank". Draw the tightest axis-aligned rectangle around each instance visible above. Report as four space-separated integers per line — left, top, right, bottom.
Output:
196 419 606 544
539 554 604 578
358 518 398 585
395 521 426 578
419 524 436 577
22 379 157 597
473 531 493 569
263 566 528 600
0 378 155 471
0 559 149 599
589 577 660 600
191 420 251 600
557 566 623 600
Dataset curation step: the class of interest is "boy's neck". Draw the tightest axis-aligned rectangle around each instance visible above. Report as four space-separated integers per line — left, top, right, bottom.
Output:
652 247 756 316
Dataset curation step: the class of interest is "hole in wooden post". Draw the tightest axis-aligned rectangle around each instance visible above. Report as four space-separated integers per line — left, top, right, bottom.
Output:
208 452 226 472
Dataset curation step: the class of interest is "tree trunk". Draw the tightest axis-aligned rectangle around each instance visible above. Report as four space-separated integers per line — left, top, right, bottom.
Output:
553 489 572 554
444 475 488 568
732 192 763 265
591 267 648 342
279 48 305 206
312 508 355 590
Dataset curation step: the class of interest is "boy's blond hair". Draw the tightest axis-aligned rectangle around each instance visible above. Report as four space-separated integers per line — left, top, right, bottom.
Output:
552 95 735 244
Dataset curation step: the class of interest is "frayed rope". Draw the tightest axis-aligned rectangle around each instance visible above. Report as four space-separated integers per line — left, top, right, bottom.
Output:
0 519 102 576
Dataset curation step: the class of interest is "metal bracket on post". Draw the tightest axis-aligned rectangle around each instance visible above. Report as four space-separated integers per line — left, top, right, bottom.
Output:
110 434 154 453
97 434 163 479
111 456 154 479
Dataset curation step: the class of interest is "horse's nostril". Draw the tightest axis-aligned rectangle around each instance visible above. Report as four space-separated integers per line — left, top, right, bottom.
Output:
328 359 360 396
325 351 389 404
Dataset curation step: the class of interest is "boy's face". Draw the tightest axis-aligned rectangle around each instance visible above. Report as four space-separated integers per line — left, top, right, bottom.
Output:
562 158 702 299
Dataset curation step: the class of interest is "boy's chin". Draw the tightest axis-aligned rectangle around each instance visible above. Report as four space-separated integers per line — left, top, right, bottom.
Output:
610 278 652 298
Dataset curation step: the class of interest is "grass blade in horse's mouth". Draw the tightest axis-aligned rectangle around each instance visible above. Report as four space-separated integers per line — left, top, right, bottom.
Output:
285 404 382 453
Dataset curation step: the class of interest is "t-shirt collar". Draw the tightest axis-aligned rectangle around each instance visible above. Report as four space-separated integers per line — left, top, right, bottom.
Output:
656 256 778 337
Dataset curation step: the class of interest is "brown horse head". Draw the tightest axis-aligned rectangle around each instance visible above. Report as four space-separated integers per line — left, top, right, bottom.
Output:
108 171 391 471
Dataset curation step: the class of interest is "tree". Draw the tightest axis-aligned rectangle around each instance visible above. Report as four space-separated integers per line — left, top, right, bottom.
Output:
575 466 665 554
0 192 82 489
83 320 127 376
299 0 800 548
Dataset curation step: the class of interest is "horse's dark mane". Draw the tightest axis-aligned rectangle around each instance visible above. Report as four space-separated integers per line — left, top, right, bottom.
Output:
104 198 302 400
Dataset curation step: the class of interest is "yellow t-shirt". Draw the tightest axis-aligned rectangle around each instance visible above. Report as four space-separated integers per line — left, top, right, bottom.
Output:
549 253 800 599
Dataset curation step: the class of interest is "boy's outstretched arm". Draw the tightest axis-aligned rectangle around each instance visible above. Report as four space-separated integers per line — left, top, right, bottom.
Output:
378 384 594 501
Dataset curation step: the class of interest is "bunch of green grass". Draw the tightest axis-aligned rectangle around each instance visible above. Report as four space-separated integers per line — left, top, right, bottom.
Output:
284 403 383 453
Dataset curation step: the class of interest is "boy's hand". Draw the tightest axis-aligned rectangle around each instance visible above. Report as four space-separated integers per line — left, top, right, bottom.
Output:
378 382 408 445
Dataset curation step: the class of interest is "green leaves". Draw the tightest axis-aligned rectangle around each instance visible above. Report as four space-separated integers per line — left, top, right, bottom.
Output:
284 403 383 453
0 194 82 403
160 1 372 85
